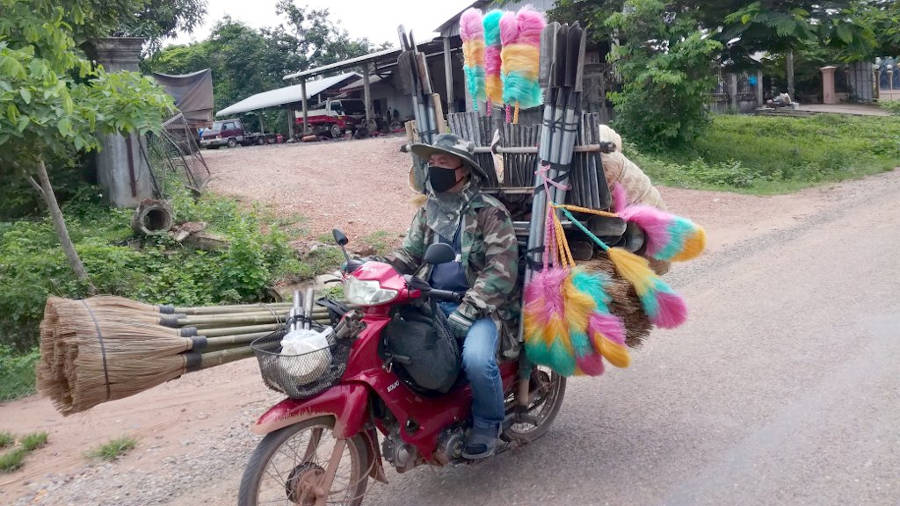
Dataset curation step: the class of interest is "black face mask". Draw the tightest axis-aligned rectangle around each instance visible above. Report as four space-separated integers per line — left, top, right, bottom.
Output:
427 165 464 193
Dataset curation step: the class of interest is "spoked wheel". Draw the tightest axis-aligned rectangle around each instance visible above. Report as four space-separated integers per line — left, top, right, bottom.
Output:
238 416 370 506
501 365 566 444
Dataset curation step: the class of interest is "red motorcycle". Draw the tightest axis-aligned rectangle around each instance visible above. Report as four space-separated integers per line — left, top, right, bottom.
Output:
238 230 566 505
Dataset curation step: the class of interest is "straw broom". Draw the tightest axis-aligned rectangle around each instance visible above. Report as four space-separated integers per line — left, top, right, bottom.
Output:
38 296 365 415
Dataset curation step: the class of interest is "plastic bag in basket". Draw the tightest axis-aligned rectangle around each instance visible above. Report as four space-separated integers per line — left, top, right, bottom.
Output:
280 327 333 381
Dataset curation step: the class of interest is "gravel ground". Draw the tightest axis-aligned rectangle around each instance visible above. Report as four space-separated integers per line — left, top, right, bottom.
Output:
1 137 896 505
203 135 418 242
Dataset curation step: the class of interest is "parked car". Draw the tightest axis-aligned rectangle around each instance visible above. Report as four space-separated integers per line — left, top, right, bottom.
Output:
295 98 367 138
200 119 281 148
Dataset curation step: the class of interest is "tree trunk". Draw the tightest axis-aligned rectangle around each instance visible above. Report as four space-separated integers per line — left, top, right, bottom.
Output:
786 50 795 98
34 159 95 293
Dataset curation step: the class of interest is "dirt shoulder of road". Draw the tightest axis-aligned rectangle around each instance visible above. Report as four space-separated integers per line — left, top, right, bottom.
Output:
1 135 895 504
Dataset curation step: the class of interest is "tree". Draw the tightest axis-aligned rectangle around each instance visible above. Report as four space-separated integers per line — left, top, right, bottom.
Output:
605 0 722 147
275 0 382 69
1 0 174 287
147 4 387 131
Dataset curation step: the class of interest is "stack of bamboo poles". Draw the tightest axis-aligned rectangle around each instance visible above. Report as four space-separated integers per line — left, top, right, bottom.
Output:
36 296 346 415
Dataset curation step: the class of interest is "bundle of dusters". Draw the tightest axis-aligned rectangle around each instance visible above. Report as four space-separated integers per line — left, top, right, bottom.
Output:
460 6 544 117
35 296 344 415
523 188 706 376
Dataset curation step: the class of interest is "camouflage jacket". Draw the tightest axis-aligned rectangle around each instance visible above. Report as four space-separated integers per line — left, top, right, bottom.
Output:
385 192 520 352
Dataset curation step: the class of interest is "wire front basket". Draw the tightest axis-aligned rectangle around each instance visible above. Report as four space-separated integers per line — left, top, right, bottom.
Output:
250 323 351 399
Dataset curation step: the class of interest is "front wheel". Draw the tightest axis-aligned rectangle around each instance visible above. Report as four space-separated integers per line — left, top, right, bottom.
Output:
227 138 237 148
329 124 343 138
238 416 370 506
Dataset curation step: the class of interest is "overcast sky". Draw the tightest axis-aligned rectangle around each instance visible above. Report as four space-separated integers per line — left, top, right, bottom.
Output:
168 0 474 48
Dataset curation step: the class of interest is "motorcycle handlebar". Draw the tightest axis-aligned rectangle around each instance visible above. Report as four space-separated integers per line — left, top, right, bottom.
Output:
427 289 465 303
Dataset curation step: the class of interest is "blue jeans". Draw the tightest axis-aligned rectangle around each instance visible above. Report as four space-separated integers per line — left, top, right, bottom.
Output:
439 302 505 431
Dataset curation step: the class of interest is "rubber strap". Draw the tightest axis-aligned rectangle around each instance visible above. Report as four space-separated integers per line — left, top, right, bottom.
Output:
190 336 207 351
179 326 197 337
158 304 175 314
81 300 111 401
159 315 180 328
184 351 202 372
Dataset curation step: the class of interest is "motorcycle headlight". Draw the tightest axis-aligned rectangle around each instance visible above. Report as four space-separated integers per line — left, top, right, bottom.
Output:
343 277 398 305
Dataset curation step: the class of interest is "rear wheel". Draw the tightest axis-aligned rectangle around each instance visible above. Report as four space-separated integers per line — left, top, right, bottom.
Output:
227 138 237 148
501 365 566 444
238 416 370 506
329 124 343 138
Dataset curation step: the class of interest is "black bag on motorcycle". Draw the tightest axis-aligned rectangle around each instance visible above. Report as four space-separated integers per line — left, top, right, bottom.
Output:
380 304 461 394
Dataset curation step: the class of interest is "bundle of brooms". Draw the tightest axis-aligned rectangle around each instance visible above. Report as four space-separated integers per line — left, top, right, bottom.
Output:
36 295 346 415
36 282 647 416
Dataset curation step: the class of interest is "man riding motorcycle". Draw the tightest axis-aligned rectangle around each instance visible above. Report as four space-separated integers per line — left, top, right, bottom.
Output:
381 133 519 459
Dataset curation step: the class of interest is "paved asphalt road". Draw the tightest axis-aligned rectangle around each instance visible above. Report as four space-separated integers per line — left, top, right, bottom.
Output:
365 171 900 506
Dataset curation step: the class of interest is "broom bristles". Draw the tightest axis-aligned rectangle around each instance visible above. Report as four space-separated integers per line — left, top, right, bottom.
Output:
608 247 687 329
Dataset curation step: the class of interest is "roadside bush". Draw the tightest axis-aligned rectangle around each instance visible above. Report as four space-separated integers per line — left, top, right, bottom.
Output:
0 347 39 402
0 184 302 353
881 100 900 116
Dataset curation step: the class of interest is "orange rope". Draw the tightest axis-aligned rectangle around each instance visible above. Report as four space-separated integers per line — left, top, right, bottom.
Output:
552 203 619 219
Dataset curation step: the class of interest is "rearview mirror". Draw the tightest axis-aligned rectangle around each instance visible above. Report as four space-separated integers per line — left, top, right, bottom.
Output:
423 243 455 265
332 229 349 246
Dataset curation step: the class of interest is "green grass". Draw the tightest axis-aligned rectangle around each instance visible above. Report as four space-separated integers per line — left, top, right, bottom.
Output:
295 246 344 279
21 432 47 451
361 230 394 256
0 448 26 472
0 431 49 473
87 437 137 461
629 114 900 194
0 346 39 402
880 100 900 116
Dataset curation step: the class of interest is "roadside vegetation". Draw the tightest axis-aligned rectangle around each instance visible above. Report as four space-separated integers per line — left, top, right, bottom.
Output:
881 100 900 116
628 114 900 194
0 181 345 400
0 431 48 473
87 437 137 462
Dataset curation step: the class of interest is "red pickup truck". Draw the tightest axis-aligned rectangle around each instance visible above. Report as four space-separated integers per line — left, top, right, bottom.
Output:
200 119 281 148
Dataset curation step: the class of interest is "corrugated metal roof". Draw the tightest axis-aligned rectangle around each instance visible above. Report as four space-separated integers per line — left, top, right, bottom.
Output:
216 72 360 116
339 74 386 92
283 48 401 80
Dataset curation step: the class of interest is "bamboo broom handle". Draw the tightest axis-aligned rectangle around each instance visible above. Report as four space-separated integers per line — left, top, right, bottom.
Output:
197 323 281 337
173 303 293 315
166 310 336 328
166 313 289 327
170 301 355 315
184 346 254 371
203 332 275 348
191 315 330 332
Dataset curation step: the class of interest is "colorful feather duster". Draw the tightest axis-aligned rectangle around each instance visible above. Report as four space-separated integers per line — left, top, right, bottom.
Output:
482 9 504 109
499 7 545 122
556 205 688 329
571 269 631 370
459 8 486 112
523 207 575 375
613 184 706 262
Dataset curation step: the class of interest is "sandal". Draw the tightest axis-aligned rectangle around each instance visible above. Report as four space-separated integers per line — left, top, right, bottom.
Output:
461 424 500 460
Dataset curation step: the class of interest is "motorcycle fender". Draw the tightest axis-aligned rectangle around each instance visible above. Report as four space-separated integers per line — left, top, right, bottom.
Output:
251 384 369 438
362 427 388 484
